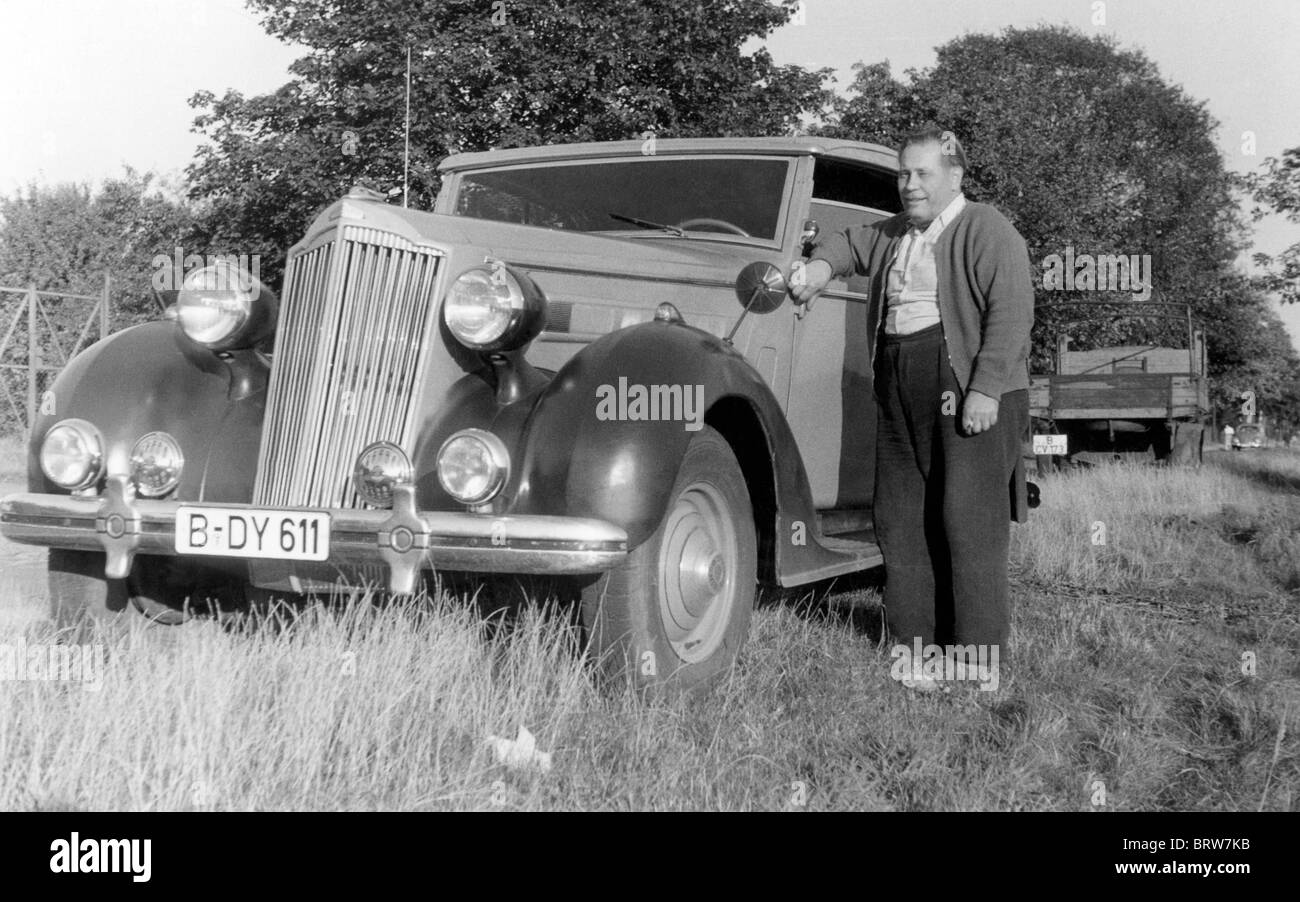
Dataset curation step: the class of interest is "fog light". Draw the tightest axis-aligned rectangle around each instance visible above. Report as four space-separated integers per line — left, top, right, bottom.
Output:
353 441 413 508
40 419 104 490
436 429 509 505
130 431 184 497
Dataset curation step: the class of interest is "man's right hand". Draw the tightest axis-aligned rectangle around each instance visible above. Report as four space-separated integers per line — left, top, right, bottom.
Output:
789 259 833 305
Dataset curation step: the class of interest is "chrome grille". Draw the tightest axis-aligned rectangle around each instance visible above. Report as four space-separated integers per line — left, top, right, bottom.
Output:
254 225 442 508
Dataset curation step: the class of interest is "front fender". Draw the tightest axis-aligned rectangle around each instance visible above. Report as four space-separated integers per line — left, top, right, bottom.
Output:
27 321 265 503
511 320 815 548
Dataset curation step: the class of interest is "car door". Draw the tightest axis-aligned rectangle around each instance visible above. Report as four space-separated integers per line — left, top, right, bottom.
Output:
786 159 899 515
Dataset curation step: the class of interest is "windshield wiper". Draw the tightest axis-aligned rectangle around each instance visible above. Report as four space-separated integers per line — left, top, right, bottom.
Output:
608 212 686 237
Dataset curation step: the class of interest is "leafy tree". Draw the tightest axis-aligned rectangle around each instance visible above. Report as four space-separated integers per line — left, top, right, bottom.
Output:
0 169 198 328
187 0 834 286
1199 271 1300 424
0 169 198 431
1240 146 1300 306
818 26 1248 371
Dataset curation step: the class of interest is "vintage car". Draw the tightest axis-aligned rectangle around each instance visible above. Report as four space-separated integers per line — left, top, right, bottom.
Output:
1231 423 1264 450
0 136 1016 692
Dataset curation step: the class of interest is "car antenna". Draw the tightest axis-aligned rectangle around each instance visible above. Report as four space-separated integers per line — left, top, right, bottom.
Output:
403 44 411 208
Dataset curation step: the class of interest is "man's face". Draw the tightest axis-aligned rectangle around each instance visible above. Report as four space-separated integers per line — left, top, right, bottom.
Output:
897 140 963 228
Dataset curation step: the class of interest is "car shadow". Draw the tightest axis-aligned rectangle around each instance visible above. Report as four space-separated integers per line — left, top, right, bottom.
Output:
759 566 889 644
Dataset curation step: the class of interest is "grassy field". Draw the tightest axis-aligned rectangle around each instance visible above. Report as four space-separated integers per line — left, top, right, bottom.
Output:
0 437 1296 811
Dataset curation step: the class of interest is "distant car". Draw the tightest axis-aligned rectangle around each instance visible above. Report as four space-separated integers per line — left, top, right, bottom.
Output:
1232 424 1264 450
0 137 1034 692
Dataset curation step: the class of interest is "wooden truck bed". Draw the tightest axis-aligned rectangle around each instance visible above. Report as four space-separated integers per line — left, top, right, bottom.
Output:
1030 372 1208 420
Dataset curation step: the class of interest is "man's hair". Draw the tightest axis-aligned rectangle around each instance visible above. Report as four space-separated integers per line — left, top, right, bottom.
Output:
899 124 968 172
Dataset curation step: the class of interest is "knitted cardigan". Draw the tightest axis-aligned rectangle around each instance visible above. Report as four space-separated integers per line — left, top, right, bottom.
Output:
810 201 1034 399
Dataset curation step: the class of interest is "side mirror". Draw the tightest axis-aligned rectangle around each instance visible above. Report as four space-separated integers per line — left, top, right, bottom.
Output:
799 219 820 256
726 262 788 344
732 262 788 314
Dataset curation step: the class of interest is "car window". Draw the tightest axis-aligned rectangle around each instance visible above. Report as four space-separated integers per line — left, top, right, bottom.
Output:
453 156 791 241
812 158 901 214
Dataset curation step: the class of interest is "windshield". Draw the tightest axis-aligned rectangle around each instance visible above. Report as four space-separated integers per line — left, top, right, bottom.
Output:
451 156 791 241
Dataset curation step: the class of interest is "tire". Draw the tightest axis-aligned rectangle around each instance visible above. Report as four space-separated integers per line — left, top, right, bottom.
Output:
47 549 131 636
1170 421 1205 467
580 426 756 696
127 555 248 625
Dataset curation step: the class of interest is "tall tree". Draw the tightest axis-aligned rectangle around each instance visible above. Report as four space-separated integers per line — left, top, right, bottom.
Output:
0 169 198 432
1240 146 1300 306
187 0 834 285
818 26 1250 374
1198 271 1300 428
0 169 196 328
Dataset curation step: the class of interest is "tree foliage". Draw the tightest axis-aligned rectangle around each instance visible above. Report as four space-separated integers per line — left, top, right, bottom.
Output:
1240 147 1300 306
0 169 197 328
817 25 1299 428
0 169 199 432
187 0 833 283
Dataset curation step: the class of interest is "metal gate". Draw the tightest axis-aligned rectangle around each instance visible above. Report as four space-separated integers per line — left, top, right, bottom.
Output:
0 276 111 435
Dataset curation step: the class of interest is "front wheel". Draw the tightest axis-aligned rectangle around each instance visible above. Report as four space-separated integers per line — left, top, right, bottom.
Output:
580 426 757 696
47 549 131 637
127 556 249 625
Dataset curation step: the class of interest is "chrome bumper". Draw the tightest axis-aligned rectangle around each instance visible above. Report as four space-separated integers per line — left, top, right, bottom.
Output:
0 476 628 594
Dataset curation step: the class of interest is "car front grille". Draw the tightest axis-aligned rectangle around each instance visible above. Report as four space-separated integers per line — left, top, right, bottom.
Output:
253 225 443 509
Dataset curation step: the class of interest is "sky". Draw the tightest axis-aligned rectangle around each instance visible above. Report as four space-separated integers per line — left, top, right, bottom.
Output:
0 0 1297 349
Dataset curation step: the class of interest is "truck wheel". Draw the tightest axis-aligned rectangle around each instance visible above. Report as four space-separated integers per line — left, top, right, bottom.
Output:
580 426 756 696
1170 422 1205 466
48 549 131 635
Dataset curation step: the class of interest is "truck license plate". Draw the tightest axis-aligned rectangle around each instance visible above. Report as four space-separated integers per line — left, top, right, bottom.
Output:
1033 434 1068 456
175 507 330 561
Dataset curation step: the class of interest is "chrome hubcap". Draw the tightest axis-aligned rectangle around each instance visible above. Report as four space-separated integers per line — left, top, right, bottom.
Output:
658 483 737 663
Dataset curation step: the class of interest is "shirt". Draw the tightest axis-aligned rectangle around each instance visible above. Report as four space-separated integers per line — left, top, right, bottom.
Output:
884 193 967 335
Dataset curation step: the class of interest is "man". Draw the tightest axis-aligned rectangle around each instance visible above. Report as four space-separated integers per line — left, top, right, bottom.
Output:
790 125 1034 690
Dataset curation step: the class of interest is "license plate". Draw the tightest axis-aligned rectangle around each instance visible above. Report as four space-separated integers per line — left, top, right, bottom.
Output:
1033 434 1068 455
175 507 330 561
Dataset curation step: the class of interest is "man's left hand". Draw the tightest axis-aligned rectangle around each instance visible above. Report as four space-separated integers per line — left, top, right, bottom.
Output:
962 390 999 435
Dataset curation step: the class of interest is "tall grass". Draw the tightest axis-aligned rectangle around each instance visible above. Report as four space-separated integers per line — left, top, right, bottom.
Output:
0 433 25 484
0 451 1296 810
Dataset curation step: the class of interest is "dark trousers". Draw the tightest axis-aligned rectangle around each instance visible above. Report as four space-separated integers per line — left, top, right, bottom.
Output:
872 322 1027 653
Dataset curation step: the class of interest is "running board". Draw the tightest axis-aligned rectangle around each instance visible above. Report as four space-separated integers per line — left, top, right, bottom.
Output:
774 516 883 587
816 508 875 536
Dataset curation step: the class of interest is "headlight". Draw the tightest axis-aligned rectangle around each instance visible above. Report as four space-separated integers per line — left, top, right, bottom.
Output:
176 259 277 350
436 429 510 505
442 263 547 352
40 419 104 491
130 432 184 497
352 441 413 508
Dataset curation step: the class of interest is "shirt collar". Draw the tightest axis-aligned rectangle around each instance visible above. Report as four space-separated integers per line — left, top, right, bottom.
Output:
909 193 966 239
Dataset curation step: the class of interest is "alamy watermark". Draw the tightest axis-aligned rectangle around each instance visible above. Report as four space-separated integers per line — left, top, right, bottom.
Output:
151 247 261 292
1041 246 1152 301
889 639 1000 691
50 833 150 882
595 377 705 431
0 638 105 691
